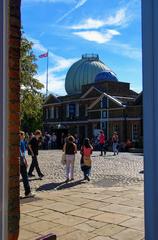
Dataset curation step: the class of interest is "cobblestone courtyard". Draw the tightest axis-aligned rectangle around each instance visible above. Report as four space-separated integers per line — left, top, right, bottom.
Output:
21 150 144 193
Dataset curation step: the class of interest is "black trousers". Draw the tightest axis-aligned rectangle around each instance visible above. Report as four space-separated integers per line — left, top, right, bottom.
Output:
28 155 42 176
20 163 31 196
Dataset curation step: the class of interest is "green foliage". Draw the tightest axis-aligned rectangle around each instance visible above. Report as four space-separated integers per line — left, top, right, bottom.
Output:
20 34 44 132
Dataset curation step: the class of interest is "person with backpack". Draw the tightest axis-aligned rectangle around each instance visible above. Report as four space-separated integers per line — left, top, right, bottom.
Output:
80 138 93 181
63 135 77 182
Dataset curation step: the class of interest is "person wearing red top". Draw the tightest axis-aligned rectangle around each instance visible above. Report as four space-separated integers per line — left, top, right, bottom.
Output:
99 130 105 156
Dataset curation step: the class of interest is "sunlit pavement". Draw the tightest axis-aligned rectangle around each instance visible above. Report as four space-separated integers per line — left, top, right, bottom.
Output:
19 151 144 240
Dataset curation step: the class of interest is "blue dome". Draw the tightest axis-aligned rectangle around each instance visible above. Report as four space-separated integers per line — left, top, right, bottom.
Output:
95 71 118 82
65 54 112 95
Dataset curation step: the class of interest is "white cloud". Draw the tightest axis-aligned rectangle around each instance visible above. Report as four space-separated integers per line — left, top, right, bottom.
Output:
56 0 88 23
75 0 87 8
71 18 104 30
73 29 120 44
109 42 142 60
70 8 128 30
37 71 66 95
28 37 47 52
105 8 127 26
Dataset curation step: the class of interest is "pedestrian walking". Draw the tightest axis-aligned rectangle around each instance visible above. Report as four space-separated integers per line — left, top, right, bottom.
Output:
98 130 106 156
63 135 77 182
28 130 44 179
112 132 119 155
19 131 34 197
80 138 93 181
51 132 57 149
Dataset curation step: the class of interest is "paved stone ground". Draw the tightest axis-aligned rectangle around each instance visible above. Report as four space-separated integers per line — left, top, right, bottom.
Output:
19 151 144 240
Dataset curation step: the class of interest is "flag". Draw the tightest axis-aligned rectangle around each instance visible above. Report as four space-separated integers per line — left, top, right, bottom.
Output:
39 52 48 58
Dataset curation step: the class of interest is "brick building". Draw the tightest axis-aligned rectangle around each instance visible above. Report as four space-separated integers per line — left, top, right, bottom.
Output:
43 55 143 146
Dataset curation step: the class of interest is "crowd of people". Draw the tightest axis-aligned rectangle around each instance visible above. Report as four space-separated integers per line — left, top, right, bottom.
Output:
19 129 120 198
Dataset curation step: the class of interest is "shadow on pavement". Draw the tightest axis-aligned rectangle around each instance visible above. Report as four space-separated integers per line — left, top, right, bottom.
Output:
36 179 86 192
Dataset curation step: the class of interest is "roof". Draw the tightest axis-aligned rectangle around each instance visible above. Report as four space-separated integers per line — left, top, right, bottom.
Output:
95 71 118 82
88 92 124 110
65 54 115 95
44 94 61 104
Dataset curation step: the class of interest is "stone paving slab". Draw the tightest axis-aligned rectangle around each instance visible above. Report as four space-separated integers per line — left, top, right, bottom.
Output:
24 208 54 218
120 217 144 231
101 204 144 218
46 202 80 213
81 200 111 211
22 220 58 234
92 211 131 224
20 214 39 226
68 207 103 219
90 237 113 240
50 214 87 227
58 229 96 240
92 223 125 237
19 229 41 240
112 228 144 240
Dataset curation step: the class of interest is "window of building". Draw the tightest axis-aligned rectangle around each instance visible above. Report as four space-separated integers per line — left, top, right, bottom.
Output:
56 107 59 119
46 108 49 120
66 104 69 118
50 106 54 119
102 121 107 130
132 124 139 141
85 104 88 116
113 124 119 133
76 103 79 117
69 103 76 118
101 97 107 108
102 111 107 118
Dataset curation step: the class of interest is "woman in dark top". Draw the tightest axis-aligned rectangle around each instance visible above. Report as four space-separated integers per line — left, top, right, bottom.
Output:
63 136 77 182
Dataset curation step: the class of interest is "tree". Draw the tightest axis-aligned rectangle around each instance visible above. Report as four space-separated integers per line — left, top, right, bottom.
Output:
20 34 44 132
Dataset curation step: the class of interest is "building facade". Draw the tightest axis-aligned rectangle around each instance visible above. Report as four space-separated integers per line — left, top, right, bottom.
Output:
43 54 143 146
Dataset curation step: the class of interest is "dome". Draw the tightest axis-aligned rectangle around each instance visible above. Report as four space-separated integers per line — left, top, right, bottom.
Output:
95 71 118 82
65 54 113 95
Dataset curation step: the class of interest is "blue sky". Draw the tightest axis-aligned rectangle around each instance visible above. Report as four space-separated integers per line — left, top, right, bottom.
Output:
22 0 142 96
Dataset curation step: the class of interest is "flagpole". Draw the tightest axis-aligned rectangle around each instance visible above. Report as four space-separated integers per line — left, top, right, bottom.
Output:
46 50 49 96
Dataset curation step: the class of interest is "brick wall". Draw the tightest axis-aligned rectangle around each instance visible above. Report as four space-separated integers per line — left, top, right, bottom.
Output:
8 0 21 239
